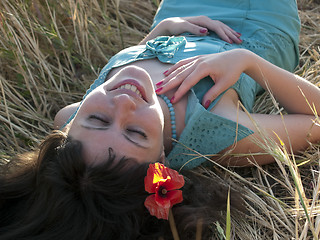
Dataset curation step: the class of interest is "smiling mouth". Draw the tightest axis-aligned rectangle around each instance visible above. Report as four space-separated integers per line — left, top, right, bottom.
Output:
118 84 143 98
111 80 148 102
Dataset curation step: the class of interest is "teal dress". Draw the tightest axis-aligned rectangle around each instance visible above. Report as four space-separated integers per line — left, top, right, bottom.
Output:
65 0 300 170
152 0 300 71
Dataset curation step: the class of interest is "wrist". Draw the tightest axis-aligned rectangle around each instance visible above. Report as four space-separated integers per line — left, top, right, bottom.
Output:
139 21 169 45
158 19 172 35
237 49 256 75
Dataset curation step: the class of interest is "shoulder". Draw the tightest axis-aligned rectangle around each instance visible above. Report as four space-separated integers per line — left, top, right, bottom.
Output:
53 102 80 130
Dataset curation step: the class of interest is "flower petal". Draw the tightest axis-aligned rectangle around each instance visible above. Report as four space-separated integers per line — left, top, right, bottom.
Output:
154 192 171 209
144 163 185 220
144 163 165 193
144 163 185 193
168 190 184 205
162 169 185 191
155 190 183 208
144 194 170 220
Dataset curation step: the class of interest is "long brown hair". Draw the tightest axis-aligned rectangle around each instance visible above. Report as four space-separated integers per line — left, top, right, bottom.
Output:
0 131 244 239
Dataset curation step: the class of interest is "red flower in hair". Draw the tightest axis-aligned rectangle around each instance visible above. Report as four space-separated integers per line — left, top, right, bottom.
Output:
144 163 185 220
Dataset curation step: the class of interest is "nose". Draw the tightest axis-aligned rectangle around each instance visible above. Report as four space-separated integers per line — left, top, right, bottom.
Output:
112 94 137 113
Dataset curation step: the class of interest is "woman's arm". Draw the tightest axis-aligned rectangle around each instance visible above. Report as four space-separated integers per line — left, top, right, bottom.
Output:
239 50 320 115
139 16 242 45
156 49 320 115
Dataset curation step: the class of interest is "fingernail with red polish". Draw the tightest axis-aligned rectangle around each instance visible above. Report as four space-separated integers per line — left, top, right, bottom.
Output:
237 32 242 36
156 81 163 87
204 100 211 109
170 96 175 103
163 70 168 75
155 87 163 93
200 28 207 34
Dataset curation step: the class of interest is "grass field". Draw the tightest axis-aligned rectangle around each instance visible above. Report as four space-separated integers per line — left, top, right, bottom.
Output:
0 0 320 239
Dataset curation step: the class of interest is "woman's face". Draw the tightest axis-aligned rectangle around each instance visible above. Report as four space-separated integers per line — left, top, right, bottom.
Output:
68 66 165 165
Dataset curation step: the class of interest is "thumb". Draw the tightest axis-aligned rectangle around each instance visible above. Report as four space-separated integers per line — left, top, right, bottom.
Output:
202 81 229 109
183 22 208 35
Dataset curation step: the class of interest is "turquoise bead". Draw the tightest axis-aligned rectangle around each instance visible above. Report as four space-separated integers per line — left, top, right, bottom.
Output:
160 95 177 145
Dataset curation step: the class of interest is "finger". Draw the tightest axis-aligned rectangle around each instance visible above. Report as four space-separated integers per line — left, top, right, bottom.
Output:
155 78 183 95
203 21 232 43
216 28 242 44
225 29 242 44
230 35 242 44
156 64 195 95
231 29 241 38
202 80 230 108
224 25 241 37
221 25 242 43
213 27 234 44
181 21 208 35
163 56 199 77
208 22 241 44
171 67 209 103
162 61 194 85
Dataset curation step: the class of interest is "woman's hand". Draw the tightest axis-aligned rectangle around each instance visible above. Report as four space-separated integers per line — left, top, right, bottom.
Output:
157 48 320 115
139 16 242 45
155 50 247 108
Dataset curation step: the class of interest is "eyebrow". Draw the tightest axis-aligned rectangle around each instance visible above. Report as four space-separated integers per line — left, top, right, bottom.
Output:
81 125 148 149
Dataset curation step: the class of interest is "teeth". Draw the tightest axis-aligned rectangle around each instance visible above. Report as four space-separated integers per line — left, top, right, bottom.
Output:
130 85 137 92
118 84 142 98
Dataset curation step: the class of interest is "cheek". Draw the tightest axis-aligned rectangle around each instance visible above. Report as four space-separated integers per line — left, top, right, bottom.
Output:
147 104 164 124
143 109 164 134
79 93 105 112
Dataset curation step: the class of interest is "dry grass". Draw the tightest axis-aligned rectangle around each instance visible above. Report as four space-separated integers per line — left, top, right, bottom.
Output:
0 0 156 157
0 0 320 239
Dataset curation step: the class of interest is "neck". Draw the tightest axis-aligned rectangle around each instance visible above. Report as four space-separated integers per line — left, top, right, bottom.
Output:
157 92 187 155
158 95 174 155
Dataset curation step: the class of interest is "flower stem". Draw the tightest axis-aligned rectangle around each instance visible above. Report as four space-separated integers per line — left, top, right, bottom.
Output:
196 218 203 240
168 209 180 240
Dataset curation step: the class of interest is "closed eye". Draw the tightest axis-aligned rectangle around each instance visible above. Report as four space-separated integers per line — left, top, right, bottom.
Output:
127 129 147 139
88 115 110 124
88 115 147 139
80 116 149 149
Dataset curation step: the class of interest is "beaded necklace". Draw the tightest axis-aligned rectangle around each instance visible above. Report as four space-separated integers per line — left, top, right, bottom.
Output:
159 95 177 145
